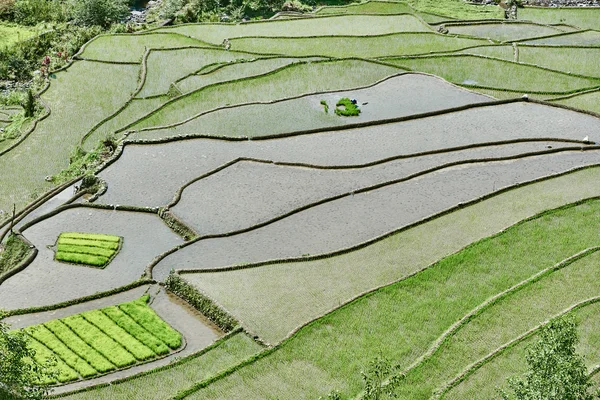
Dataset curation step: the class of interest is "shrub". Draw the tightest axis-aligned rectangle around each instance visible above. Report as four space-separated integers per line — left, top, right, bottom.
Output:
320 99 329 114
71 0 129 28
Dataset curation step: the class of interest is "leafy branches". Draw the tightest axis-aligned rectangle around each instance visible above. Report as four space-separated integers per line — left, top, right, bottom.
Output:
500 316 598 400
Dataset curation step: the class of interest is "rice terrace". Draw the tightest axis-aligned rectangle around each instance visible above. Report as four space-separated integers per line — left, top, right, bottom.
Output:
2 0 600 398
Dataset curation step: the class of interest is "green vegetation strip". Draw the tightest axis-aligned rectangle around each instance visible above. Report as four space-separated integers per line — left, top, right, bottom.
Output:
26 337 79 384
119 295 182 350
179 197 600 399
55 232 122 268
15 296 182 384
55 331 262 400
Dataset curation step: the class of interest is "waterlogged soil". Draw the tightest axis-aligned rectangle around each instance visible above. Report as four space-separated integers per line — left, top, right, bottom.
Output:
98 102 600 208
133 73 491 140
0 208 183 310
171 141 582 235
49 287 221 394
153 149 600 280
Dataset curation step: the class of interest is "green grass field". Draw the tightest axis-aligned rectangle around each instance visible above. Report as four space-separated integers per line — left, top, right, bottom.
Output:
519 7 600 30
445 300 600 399
16 295 182 384
152 14 433 45
551 89 600 115
520 30 600 46
446 22 564 42
517 46 600 78
59 332 263 400
183 198 600 399
184 167 600 345
385 54 600 93
315 1 415 15
0 22 38 48
54 232 122 268
229 32 488 58
128 59 399 131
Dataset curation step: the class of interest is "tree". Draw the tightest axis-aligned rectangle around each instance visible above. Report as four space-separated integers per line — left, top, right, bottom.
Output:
500 316 597 400
71 0 129 28
361 355 402 400
0 319 49 400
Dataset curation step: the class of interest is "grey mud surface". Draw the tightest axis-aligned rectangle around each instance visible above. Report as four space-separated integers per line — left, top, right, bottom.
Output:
0 208 183 310
133 74 491 140
153 149 600 280
171 141 584 235
45 286 221 394
98 101 600 208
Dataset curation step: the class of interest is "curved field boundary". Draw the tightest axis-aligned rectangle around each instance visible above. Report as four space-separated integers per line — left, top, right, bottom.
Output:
0 233 37 286
0 94 51 157
513 28 600 44
73 59 141 65
145 12 435 35
165 139 588 209
164 166 600 280
47 327 256 398
384 53 600 85
163 147 600 239
129 70 497 136
116 58 407 133
167 196 600 399
0 279 155 320
435 295 600 399
375 247 600 394
547 86 600 102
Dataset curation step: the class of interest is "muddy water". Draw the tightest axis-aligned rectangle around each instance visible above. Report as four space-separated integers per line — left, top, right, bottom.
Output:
171 141 583 235
153 149 600 280
98 102 600 208
0 208 183 310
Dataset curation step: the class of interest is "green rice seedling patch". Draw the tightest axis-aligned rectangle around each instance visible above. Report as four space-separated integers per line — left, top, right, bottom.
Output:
385 54 600 93
44 320 115 374
520 29 600 46
550 89 600 115
81 310 156 361
152 14 432 45
54 232 122 268
138 48 259 98
44 320 115 373
186 199 600 399
0 61 139 224
24 325 97 378
518 46 600 78
59 332 263 400
61 315 137 368
446 22 563 42
25 336 79 384
229 33 487 58
83 96 168 151
458 44 515 60
129 59 399 130
185 167 600 345
80 33 209 63
102 306 170 356
519 7 600 30
334 97 360 116
119 295 182 350
176 57 325 94
315 1 415 15
405 0 502 20
445 301 600 399
394 250 600 398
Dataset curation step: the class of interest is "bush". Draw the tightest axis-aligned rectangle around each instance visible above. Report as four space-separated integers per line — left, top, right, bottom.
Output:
0 0 15 19
71 0 129 28
335 97 360 117
13 0 69 25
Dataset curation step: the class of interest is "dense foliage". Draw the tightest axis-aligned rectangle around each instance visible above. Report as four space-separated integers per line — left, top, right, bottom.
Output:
500 317 597 400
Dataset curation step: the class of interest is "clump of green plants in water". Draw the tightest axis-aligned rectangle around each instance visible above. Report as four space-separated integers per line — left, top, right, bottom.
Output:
0 233 31 275
320 99 329 114
54 232 122 268
335 97 360 117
